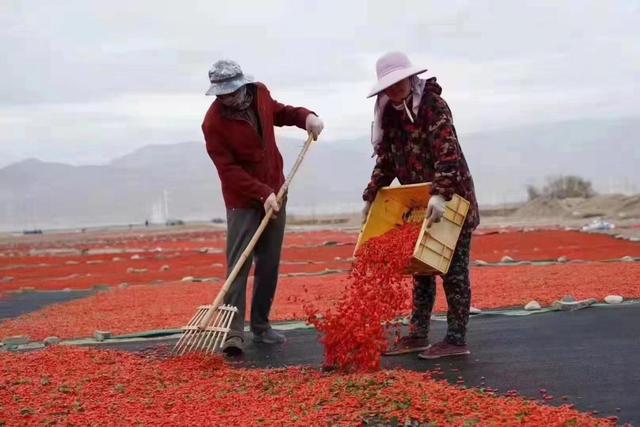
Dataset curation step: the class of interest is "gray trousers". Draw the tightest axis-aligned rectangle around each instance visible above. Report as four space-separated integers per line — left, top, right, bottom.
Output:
224 204 286 338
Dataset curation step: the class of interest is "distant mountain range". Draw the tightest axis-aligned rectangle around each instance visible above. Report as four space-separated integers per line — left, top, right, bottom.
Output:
0 137 375 231
1 117 638 231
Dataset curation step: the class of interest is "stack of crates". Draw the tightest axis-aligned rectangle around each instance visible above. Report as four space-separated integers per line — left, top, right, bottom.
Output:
355 183 470 275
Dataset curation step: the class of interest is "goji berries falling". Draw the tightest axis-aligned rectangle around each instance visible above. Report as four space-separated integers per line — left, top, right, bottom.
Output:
305 223 421 372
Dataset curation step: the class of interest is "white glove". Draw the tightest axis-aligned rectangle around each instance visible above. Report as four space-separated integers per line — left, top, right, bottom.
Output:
263 193 280 216
305 114 324 140
361 201 372 225
426 195 446 227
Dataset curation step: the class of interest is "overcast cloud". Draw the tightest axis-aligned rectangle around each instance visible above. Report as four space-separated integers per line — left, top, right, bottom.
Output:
1 0 639 167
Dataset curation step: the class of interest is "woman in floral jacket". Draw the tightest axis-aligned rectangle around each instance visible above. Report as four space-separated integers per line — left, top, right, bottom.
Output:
363 52 479 359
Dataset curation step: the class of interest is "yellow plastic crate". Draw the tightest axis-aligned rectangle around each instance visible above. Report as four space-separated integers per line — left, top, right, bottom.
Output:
355 183 469 275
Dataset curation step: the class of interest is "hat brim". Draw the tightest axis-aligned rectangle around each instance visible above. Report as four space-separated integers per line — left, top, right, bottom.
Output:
205 74 255 96
366 67 427 98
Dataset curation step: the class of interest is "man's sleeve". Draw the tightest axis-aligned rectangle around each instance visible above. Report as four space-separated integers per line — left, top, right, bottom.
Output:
204 126 273 204
272 98 313 129
429 96 463 201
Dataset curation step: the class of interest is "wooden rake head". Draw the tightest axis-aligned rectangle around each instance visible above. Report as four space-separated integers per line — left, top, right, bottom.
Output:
173 304 238 355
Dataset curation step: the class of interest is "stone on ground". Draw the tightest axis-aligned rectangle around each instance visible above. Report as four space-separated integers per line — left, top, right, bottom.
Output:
43 336 61 346
604 295 624 304
524 300 542 311
95 331 112 341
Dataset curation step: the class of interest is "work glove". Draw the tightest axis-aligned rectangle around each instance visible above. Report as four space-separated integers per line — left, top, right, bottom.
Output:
426 195 446 227
263 193 280 218
305 114 324 140
361 201 372 225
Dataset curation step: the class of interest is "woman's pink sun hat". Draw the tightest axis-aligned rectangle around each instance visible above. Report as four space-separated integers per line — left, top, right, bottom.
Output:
367 51 427 98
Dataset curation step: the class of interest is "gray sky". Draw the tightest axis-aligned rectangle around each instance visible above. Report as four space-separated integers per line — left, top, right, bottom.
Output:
1 0 639 167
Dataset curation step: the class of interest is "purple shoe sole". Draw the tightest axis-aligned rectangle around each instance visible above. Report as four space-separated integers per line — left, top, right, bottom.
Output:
383 344 432 356
418 346 470 360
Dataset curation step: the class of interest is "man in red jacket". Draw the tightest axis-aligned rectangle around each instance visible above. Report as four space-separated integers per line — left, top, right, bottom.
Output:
202 59 324 355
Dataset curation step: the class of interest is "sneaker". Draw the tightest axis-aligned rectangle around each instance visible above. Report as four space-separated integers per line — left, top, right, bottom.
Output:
221 335 244 356
418 340 470 360
383 335 430 356
252 328 286 344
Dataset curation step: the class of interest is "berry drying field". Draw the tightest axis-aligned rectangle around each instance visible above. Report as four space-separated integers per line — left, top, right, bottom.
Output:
1 226 638 425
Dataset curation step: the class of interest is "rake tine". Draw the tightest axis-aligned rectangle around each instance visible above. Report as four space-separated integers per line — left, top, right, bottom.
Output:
198 305 227 353
201 330 217 354
176 306 208 355
205 309 227 353
178 307 209 355
201 307 225 352
216 306 238 353
185 306 216 354
206 329 222 354
199 325 215 354
195 304 214 330
206 306 228 353
209 306 236 353
174 333 188 355
174 329 194 356
222 306 237 341
173 308 199 354
194 330 211 351
207 331 222 354
207 305 230 352
218 306 237 351
173 307 202 355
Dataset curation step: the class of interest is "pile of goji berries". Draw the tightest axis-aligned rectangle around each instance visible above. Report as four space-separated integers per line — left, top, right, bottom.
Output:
306 224 420 372
0 346 614 426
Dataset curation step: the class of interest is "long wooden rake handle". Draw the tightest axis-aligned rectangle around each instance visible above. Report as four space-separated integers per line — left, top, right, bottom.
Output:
197 132 316 328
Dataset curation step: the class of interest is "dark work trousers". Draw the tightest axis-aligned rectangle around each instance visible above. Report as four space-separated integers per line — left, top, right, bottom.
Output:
410 229 473 345
224 204 286 339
